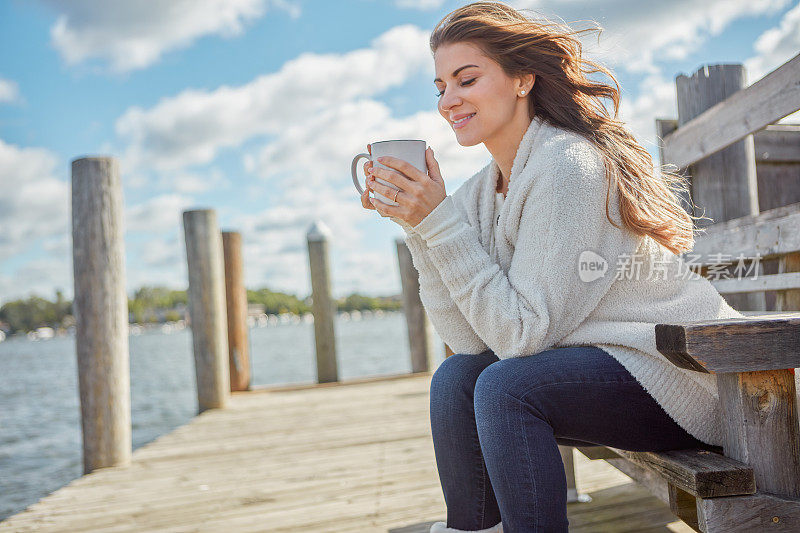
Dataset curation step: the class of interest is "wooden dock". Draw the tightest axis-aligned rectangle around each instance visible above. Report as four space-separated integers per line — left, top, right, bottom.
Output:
0 373 695 532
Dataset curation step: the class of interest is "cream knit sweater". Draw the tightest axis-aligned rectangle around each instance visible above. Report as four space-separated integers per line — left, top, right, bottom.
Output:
398 115 745 447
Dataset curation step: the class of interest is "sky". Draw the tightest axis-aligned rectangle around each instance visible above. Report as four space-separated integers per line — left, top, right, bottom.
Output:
1 0 799 305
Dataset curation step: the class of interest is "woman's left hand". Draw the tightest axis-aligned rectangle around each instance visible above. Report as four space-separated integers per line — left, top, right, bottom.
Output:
367 147 446 227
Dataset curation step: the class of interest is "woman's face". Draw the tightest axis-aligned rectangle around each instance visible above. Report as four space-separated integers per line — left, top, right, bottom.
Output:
434 41 524 147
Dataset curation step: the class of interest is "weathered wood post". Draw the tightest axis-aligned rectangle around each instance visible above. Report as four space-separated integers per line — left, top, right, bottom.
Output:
71 156 131 474
675 63 764 311
183 209 230 412
307 220 338 383
717 369 800 500
395 238 436 372
222 231 251 391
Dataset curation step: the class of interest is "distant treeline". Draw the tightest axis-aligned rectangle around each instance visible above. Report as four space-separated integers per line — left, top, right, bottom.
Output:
0 286 402 334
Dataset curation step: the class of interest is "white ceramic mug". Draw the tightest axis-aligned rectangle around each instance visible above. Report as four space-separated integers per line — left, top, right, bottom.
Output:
351 139 427 206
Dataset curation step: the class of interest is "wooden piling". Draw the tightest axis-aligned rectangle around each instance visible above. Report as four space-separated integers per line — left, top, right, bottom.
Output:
676 64 764 311
71 156 131 474
307 221 338 383
676 64 759 225
222 231 251 392
395 238 436 372
183 209 230 412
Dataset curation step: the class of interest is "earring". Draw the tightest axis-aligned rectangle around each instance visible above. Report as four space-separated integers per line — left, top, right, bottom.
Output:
519 90 526 96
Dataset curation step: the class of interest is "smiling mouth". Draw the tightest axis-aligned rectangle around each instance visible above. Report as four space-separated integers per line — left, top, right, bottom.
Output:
453 113 476 128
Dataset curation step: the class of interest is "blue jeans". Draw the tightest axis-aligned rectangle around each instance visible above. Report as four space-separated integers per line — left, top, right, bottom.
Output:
429 345 707 532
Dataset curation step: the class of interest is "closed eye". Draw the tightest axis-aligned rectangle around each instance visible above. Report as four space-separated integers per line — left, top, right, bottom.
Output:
436 77 477 98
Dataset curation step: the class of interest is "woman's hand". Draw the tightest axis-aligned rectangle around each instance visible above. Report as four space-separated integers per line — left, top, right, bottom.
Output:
360 145 414 231
362 145 446 227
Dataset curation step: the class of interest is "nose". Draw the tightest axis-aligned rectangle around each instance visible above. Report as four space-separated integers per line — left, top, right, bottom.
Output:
438 88 461 117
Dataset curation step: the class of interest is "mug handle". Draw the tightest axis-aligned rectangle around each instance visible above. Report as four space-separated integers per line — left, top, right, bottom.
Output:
351 152 371 195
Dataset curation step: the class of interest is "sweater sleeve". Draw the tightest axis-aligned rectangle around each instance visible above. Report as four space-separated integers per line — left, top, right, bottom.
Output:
402 227 490 355
412 143 641 359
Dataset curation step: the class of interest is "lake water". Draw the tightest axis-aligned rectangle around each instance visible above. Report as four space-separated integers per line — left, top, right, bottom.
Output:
0 310 445 521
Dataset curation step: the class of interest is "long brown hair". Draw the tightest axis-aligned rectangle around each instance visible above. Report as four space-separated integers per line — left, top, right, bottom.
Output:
430 1 707 255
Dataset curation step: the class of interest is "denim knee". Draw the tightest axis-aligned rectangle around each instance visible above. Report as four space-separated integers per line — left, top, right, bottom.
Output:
474 358 519 396
430 352 496 410
473 360 517 417
473 357 554 425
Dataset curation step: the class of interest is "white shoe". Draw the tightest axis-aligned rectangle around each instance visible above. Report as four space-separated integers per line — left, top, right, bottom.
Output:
429 520 503 533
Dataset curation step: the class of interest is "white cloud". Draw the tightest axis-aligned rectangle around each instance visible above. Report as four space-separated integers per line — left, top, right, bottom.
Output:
43 0 300 73
0 140 70 304
746 2 800 82
394 0 447 9
110 20 489 298
0 78 20 104
114 24 433 173
125 193 195 234
162 168 230 194
511 0 790 74
0 140 68 263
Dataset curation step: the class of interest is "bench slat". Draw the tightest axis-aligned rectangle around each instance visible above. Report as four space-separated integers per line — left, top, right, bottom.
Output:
655 313 800 373
575 446 754 498
609 448 755 499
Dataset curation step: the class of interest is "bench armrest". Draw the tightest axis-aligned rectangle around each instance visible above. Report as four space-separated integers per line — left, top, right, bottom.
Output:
655 312 800 373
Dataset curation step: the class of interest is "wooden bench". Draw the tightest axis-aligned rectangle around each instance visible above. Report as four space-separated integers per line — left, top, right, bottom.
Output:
571 201 800 530
567 53 800 531
575 310 800 531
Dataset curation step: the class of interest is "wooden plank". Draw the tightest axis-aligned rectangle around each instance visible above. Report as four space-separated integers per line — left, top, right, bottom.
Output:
686 202 800 267
755 125 800 163
664 53 800 169
697 491 800 532
757 162 800 212
0 372 698 532
655 313 800 373
754 125 800 212
608 448 755 498
711 271 800 294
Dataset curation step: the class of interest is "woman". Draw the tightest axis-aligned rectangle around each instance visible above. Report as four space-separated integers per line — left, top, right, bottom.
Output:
359 2 743 532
